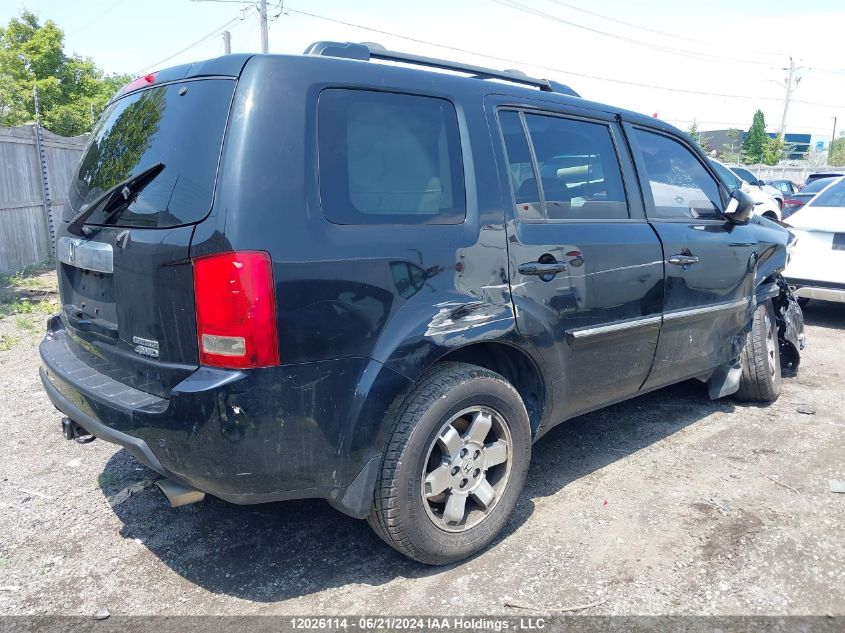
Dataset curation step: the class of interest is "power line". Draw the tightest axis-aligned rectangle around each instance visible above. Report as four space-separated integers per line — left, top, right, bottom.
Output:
134 14 243 74
493 0 778 70
68 0 131 36
545 0 784 59
533 0 845 78
283 6 844 110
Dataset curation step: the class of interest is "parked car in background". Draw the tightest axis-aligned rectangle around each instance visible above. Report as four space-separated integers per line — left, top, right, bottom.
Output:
805 172 845 186
783 176 845 306
768 179 801 196
782 176 841 218
710 160 783 220
723 163 785 210
38 41 804 565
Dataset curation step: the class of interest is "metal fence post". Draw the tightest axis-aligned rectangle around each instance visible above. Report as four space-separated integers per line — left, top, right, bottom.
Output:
32 85 57 256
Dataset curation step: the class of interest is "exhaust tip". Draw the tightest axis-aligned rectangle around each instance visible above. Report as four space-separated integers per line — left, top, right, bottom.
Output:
156 479 205 507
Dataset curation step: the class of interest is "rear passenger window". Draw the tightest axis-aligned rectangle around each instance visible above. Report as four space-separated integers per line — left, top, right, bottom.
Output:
500 110 629 220
318 89 466 225
499 111 543 218
634 129 723 220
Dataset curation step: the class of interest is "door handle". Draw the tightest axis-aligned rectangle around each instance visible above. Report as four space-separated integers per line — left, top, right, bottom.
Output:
668 254 699 266
518 261 567 276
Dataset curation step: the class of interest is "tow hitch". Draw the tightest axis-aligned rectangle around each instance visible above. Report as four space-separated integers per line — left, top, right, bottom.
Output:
61 417 96 444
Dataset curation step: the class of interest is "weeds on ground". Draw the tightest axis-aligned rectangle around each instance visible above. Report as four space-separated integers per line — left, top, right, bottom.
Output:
0 334 20 351
0 260 55 290
0 260 58 326
14 315 35 331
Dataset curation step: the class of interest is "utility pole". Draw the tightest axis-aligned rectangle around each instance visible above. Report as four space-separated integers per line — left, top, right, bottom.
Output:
222 29 231 54
259 0 268 53
778 56 803 138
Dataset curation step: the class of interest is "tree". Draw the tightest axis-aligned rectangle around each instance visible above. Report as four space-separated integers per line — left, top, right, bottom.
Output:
686 120 712 155
762 134 784 166
829 133 845 167
742 110 768 164
0 10 130 136
719 128 743 163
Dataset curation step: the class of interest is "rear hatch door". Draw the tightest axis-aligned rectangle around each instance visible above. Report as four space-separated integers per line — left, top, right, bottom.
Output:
57 63 244 398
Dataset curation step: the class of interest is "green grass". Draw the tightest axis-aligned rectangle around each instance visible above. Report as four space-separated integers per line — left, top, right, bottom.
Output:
0 334 20 352
0 297 59 319
0 260 55 290
14 314 35 331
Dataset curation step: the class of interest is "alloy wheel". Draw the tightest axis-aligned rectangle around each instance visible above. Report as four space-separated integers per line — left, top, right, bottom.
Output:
420 406 512 533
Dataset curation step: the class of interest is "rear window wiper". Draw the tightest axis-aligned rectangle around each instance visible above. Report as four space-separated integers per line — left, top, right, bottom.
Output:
67 162 165 236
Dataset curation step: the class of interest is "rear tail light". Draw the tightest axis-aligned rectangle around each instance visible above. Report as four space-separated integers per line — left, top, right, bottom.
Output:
784 199 802 207
193 251 279 369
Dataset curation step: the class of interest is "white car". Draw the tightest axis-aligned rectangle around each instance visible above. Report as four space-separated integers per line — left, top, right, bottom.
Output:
783 176 845 304
723 163 786 212
709 160 783 220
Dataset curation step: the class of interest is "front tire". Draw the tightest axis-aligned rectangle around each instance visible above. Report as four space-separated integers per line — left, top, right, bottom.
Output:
735 301 782 402
367 362 531 565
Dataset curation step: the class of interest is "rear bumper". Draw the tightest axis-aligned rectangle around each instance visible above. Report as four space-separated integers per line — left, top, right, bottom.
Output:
39 316 411 517
785 278 845 303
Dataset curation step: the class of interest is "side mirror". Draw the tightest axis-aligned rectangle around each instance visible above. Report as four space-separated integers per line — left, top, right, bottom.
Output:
724 189 754 224
756 179 766 187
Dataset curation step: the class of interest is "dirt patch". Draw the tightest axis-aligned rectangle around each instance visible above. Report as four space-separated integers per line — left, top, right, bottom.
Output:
1 277 843 616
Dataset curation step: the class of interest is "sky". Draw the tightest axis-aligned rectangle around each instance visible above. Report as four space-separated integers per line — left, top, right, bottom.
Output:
5 0 845 142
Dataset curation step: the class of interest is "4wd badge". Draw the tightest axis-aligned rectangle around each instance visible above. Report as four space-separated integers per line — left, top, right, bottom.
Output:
132 336 160 358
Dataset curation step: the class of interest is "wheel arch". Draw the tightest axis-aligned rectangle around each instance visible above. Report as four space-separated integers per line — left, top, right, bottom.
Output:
436 341 549 434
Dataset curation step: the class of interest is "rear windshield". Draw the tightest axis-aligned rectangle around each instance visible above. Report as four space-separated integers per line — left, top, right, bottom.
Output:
68 78 235 229
809 179 845 207
800 177 837 194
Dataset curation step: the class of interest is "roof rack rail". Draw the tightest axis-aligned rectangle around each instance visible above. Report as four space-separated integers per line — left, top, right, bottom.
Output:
303 41 580 98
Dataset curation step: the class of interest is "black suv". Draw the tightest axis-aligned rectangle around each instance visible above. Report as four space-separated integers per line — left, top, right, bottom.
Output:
40 42 804 564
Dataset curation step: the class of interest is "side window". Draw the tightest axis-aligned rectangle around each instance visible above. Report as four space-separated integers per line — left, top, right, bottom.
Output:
634 129 723 220
500 111 629 220
318 89 466 225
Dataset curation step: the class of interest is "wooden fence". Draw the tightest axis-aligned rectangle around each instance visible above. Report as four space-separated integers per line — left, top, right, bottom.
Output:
0 124 87 273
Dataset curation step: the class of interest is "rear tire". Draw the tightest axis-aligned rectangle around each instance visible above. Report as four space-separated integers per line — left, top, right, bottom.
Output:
735 301 782 403
367 362 531 565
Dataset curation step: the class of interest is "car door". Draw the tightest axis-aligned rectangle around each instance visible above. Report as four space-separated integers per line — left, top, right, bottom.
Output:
626 124 757 390
492 103 664 423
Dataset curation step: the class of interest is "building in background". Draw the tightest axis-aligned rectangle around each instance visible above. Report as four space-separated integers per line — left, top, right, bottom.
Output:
700 129 813 162
769 132 811 160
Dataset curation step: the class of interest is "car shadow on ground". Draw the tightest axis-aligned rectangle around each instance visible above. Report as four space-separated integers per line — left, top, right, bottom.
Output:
102 378 731 603
800 300 845 331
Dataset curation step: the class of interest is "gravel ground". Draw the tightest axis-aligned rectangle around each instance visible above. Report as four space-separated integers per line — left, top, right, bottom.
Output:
0 268 843 617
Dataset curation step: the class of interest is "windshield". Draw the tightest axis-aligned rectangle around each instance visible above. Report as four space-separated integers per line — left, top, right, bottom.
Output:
68 78 235 229
709 161 741 192
729 166 757 184
808 179 845 207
